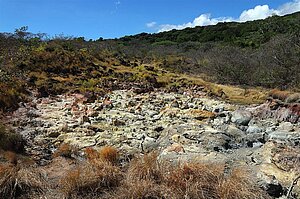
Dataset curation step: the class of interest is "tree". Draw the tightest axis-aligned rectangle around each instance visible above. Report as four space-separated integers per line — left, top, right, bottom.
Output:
14 26 29 39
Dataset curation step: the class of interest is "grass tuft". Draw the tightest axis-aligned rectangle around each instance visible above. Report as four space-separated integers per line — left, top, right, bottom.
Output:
126 152 162 182
60 158 123 198
0 164 47 199
99 146 119 164
53 143 78 159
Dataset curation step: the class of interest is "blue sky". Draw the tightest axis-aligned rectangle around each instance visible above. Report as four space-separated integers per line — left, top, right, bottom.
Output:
0 0 299 39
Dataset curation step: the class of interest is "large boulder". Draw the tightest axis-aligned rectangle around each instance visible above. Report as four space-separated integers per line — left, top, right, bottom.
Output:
267 130 300 146
231 110 252 125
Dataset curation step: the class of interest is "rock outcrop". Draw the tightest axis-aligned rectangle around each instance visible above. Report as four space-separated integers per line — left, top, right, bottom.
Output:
4 89 300 198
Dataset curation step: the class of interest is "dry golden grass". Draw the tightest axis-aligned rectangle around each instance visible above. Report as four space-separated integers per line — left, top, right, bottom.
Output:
0 145 272 198
126 152 163 182
84 146 119 165
269 89 290 101
268 89 300 103
163 163 224 199
84 147 99 161
53 143 78 159
99 146 119 164
218 168 269 199
60 159 123 198
105 152 270 199
0 164 47 199
158 72 268 105
107 179 167 199
3 151 18 165
285 93 300 103
146 158 270 198
60 149 273 199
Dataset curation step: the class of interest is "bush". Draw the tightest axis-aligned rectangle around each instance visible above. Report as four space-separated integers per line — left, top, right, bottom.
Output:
0 123 25 153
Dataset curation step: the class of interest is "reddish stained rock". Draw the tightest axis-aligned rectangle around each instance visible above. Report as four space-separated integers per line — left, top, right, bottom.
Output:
251 100 300 123
166 143 185 153
271 146 300 172
103 97 112 106
289 103 300 115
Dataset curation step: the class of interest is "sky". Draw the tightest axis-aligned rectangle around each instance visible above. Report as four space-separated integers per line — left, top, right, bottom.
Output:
0 0 300 39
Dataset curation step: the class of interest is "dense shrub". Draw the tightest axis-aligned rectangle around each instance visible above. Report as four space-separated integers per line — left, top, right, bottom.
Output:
0 124 25 153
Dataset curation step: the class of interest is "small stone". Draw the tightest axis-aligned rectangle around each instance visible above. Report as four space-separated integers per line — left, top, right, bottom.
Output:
171 100 180 108
48 131 60 138
267 130 300 145
246 125 263 134
142 137 158 152
87 110 99 117
154 126 164 132
88 125 104 132
278 122 294 132
112 119 125 126
188 109 216 120
166 143 185 153
80 116 91 124
60 123 68 132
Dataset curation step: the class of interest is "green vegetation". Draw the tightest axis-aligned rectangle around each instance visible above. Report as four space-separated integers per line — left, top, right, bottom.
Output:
1 13 300 111
119 12 300 47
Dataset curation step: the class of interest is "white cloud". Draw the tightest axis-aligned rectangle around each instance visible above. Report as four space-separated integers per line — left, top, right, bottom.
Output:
239 5 277 22
278 0 300 15
156 0 300 32
146 22 157 28
158 14 233 32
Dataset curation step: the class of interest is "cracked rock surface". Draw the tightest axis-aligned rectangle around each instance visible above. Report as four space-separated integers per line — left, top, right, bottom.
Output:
5 89 300 196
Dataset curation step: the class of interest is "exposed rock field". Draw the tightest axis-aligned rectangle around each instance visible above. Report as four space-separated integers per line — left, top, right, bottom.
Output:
3 88 300 198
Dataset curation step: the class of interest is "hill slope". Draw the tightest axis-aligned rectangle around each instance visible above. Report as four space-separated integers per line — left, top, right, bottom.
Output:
0 12 300 111
119 12 300 47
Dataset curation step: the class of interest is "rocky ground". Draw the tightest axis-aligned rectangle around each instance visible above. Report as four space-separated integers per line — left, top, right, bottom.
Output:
3 88 300 198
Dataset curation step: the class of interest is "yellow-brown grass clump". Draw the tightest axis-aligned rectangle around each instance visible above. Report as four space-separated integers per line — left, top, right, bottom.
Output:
84 147 99 162
60 152 123 198
85 146 119 164
269 89 290 102
0 164 47 199
99 146 119 164
285 92 300 103
163 163 223 198
126 152 163 182
2 144 271 199
53 143 78 159
105 152 169 199
107 154 271 199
